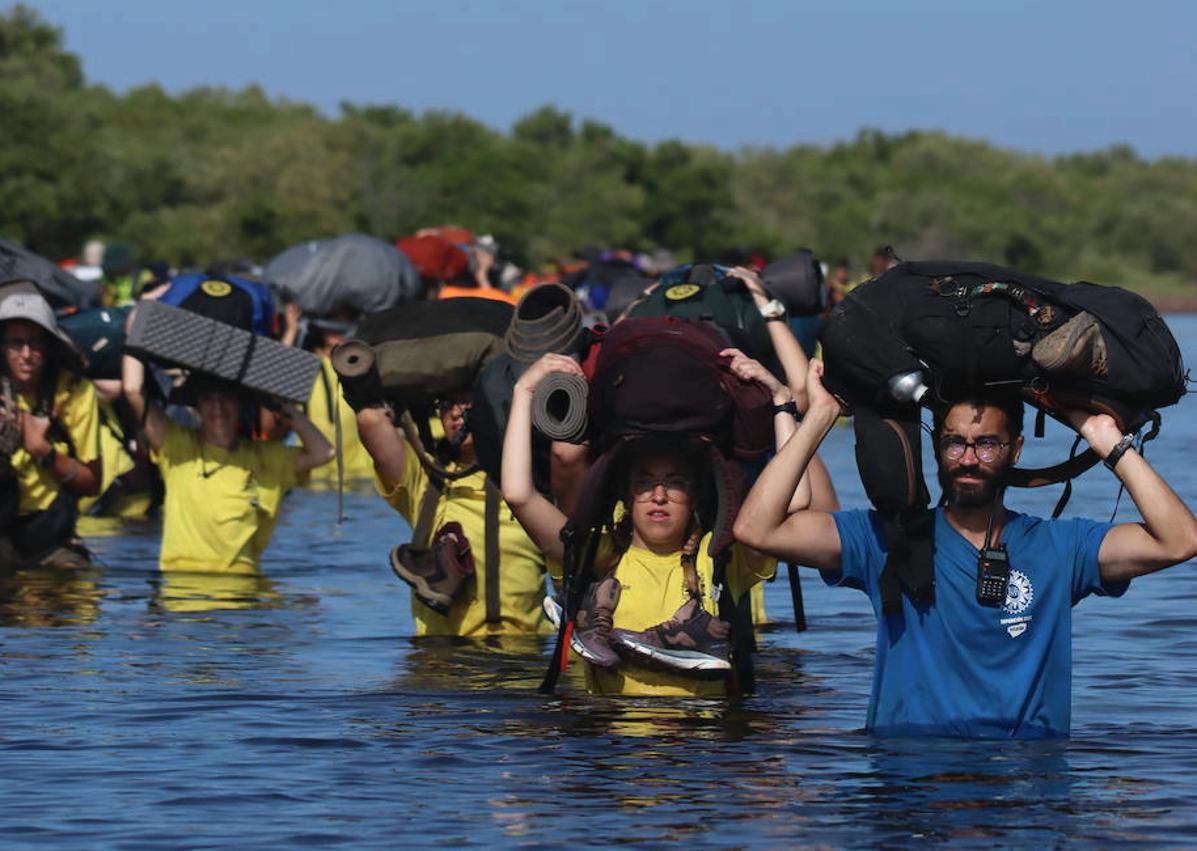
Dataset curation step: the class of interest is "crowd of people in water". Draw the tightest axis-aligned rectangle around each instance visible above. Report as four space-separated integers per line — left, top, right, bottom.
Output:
2 230 1194 740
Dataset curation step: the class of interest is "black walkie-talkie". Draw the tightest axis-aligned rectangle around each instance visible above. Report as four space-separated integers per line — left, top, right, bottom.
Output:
976 544 1010 607
976 492 1010 608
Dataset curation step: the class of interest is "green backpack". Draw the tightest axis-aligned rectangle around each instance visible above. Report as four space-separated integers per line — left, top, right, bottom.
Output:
625 264 781 377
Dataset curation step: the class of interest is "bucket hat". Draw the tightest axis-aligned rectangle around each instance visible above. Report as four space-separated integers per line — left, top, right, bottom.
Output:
0 279 85 371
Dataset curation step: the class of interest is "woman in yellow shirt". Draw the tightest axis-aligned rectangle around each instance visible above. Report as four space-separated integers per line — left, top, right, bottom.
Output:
121 351 333 574
502 351 810 697
0 282 102 567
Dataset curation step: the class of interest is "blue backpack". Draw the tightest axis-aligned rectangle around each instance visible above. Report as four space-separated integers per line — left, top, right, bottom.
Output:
158 273 276 337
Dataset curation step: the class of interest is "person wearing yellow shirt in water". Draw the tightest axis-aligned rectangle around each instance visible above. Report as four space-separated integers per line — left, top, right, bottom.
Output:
0 282 102 568
502 352 806 697
280 303 374 485
353 387 548 637
121 350 334 590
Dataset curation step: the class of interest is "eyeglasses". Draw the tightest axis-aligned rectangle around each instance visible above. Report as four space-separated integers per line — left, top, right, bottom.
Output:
940 436 1010 463
438 398 473 414
2 337 46 354
631 475 691 502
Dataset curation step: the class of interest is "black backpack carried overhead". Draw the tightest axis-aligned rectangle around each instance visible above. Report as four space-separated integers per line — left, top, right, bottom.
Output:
822 260 1184 428
820 260 1186 613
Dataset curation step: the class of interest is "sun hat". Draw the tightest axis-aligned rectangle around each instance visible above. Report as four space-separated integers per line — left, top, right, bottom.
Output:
0 279 85 371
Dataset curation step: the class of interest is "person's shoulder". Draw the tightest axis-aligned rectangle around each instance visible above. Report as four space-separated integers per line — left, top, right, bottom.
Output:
1006 511 1109 547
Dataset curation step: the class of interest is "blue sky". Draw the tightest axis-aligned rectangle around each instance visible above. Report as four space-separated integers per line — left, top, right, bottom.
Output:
30 0 1197 158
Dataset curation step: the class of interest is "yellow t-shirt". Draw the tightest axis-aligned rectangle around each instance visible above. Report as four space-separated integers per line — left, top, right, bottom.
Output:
582 533 776 698
152 421 301 572
305 356 375 485
77 403 135 515
376 442 548 637
12 372 101 515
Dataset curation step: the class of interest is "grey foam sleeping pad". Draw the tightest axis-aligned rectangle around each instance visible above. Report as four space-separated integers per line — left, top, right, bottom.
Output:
126 300 321 404
264 233 421 317
531 372 589 443
0 238 100 310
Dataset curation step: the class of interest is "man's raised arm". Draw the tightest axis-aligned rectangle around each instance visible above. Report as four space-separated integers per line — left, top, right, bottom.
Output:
734 360 845 572
1066 409 1197 583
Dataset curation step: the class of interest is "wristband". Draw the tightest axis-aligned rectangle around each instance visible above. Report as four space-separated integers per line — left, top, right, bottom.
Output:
1103 432 1136 471
36 446 58 469
772 400 800 419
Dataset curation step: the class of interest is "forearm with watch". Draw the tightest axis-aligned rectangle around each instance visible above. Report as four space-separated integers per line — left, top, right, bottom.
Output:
752 289 811 412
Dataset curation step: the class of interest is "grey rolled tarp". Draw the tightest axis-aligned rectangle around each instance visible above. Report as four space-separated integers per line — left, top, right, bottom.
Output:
505 282 585 364
265 233 420 317
532 372 589 443
0 238 100 310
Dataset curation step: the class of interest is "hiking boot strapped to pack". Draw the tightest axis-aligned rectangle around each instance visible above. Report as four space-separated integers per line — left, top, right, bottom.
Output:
389 521 476 615
611 597 732 676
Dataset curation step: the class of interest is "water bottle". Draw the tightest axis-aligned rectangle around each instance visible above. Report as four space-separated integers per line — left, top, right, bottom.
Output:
887 370 928 404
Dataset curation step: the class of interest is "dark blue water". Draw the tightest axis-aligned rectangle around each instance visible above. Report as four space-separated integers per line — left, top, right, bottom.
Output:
3 317 1197 848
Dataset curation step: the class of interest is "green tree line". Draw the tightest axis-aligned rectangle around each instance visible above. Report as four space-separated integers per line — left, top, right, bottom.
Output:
4 5 1196 296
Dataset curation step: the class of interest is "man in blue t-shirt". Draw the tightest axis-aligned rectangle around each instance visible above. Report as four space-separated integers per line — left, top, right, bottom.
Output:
736 360 1197 738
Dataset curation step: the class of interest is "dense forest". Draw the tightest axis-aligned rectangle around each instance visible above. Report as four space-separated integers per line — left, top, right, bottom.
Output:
4 5 1196 298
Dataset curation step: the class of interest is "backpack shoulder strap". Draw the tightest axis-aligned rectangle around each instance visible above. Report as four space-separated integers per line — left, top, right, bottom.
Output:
714 550 756 695
483 478 502 625
410 476 442 551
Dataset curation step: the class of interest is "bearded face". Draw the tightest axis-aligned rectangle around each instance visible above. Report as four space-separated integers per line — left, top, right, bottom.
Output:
936 404 1022 509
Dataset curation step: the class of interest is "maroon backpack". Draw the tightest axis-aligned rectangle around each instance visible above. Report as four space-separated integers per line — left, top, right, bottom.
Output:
584 316 774 460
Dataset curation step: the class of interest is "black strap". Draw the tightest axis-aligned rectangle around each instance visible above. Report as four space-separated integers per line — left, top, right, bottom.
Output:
787 564 806 633
879 506 936 615
234 331 257 386
539 523 580 695
714 551 755 695
484 479 501 625
1050 436 1084 519
1034 407 1046 439
317 361 334 420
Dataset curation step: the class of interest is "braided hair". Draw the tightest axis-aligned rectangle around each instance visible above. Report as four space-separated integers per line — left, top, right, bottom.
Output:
599 437 710 593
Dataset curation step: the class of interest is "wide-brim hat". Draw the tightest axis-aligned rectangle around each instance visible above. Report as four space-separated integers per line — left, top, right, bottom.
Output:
0 279 86 372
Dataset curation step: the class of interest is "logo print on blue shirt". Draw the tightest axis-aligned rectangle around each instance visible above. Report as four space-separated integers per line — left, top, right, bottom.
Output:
1003 569 1034 616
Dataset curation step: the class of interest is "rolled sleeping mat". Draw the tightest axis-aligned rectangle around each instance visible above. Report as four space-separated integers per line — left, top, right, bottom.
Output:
506 282 585 364
761 249 828 316
125 299 320 404
330 339 385 411
531 372 589 443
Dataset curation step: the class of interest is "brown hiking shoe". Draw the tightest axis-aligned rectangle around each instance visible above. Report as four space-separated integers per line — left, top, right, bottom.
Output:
389 522 475 615
1032 312 1109 377
570 574 622 668
611 598 731 676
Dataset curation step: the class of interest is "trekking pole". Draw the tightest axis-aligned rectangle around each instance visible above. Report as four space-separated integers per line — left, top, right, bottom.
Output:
788 564 807 632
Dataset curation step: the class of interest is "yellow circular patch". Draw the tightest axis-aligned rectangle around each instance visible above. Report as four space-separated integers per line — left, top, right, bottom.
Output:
664 284 701 301
200 280 233 298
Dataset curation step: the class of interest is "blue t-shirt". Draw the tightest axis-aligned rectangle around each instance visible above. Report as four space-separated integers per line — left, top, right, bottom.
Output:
826 508 1126 739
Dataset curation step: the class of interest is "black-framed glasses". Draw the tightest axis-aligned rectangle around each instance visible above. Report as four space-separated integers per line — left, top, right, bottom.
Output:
940 436 1010 463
